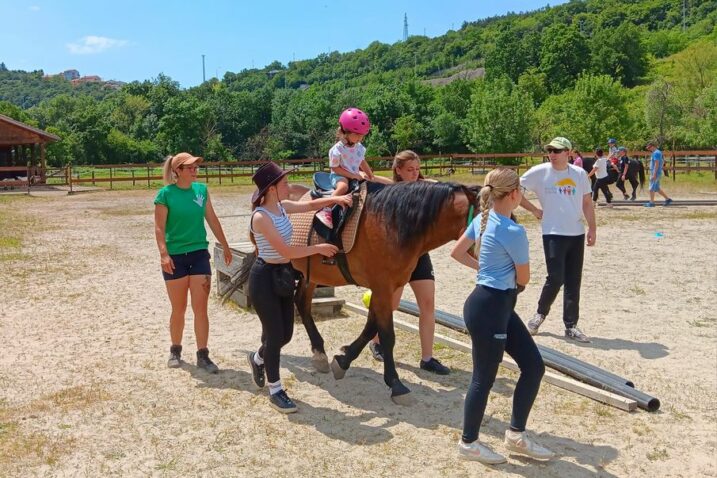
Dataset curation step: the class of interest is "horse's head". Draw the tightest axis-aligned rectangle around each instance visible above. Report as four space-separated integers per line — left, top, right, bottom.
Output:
458 184 482 229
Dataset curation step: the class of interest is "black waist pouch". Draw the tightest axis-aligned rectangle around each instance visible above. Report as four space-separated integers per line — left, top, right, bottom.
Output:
272 263 297 298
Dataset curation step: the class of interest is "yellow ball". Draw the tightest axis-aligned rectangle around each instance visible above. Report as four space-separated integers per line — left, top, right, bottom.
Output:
362 290 372 308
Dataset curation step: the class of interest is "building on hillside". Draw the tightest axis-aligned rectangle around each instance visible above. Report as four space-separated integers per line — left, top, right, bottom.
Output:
71 75 102 86
61 69 80 81
0 114 60 184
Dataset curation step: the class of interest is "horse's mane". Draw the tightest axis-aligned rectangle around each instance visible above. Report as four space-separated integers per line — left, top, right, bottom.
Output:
365 181 473 248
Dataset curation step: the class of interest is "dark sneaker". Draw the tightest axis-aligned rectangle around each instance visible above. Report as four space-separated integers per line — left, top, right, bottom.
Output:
316 207 333 228
369 342 384 362
247 351 265 388
565 327 591 343
196 348 219 373
623 194 630 200
167 345 182 368
644 202 655 208
269 390 297 414
664 198 673 206
630 193 636 201
420 357 451 375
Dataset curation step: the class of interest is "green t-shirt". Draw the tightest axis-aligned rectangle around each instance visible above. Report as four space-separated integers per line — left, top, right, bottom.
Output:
154 182 209 255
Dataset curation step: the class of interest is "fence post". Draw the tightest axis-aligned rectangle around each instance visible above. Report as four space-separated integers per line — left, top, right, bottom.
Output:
92 169 95 186
218 163 222 185
109 167 113 190
147 165 151 188
67 165 73 194
132 169 135 187
230 164 234 183
671 152 676 182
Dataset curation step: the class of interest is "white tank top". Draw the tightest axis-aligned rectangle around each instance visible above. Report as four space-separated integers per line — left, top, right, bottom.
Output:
250 204 293 262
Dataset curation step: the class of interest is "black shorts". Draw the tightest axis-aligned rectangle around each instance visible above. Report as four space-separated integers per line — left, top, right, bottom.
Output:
409 253 434 282
162 249 211 281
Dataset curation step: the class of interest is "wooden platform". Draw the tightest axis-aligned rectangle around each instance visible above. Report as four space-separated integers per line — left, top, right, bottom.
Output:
213 241 344 316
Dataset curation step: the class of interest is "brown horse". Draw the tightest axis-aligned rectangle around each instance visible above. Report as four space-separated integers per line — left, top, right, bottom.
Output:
289 180 480 404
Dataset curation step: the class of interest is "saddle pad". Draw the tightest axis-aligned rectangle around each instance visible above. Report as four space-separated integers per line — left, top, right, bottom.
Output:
289 182 367 253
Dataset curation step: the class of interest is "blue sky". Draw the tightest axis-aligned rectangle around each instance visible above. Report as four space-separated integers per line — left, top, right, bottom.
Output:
1 0 567 88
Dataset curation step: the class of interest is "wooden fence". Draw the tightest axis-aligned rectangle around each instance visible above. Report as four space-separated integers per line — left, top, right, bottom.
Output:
3 150 715 192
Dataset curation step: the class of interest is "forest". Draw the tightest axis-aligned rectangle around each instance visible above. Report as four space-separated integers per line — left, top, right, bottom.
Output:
1 0 716 166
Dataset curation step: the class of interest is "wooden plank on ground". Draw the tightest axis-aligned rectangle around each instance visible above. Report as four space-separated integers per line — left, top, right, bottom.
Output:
343 302 637 412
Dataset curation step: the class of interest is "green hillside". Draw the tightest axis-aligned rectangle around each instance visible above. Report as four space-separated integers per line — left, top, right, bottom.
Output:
1 0 715 166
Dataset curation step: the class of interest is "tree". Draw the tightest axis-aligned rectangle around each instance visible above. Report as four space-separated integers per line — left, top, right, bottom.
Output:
590 23 648 87
540 24 590 93
485 27 529 82
465 78 534 157
645 79 680 146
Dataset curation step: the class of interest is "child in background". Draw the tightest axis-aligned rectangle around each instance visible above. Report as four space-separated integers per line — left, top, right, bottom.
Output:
315 108 374 228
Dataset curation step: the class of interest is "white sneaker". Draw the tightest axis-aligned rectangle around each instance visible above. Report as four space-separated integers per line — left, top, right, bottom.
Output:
504 430 555 460
527 313 545 336
458 440 506 465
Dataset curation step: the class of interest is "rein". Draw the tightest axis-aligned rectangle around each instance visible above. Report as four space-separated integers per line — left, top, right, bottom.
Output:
461 185 480 226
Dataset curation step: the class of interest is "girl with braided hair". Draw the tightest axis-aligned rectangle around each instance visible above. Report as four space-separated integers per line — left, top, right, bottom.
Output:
450 168 553 465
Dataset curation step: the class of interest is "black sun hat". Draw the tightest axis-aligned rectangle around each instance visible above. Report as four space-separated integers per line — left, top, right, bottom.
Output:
251 162 294 205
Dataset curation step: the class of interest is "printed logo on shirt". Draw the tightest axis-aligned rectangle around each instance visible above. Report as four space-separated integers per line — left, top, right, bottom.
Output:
545 178 577 196
193 193 205 207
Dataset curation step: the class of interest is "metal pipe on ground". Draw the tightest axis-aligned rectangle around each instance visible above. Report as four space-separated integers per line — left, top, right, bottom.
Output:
398 300 633 387
397 299 660 412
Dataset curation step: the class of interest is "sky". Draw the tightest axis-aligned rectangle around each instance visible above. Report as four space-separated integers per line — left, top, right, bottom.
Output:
1 0 568 88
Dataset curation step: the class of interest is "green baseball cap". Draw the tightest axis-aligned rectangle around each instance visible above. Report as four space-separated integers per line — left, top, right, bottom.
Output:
544 137 573 151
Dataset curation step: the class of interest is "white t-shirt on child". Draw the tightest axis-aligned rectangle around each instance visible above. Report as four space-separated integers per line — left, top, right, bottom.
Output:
593 157 608 179
329 141 365 175
520 162 592 236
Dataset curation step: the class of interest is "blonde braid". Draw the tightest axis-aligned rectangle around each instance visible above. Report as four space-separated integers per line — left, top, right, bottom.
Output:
474 168 520 256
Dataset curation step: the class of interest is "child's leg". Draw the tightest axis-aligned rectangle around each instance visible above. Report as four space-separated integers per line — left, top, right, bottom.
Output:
333 179 348 196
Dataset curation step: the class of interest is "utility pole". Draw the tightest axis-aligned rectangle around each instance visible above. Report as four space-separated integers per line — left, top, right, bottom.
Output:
403 13 408 41
202 54 206 83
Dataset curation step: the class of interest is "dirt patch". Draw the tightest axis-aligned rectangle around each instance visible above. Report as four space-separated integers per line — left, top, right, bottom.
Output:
0 186 715 477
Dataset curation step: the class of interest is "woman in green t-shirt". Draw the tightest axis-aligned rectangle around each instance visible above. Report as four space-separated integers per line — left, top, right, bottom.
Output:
154 152 232 373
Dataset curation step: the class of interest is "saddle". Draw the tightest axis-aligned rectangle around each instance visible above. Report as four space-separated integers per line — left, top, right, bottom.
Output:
310 172 361 243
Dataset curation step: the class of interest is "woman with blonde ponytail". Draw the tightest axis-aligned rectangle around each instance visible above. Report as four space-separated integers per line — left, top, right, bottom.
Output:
154 152 233 374
450 168 553 465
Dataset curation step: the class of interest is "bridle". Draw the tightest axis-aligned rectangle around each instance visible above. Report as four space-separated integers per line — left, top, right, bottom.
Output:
460 185 481 227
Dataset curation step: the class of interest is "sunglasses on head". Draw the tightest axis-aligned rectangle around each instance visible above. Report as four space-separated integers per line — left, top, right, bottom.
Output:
546 148 565 154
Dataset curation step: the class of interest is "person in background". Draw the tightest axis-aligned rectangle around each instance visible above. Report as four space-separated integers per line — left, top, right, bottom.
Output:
571 149 584 169
154 152 232 373
644 142 673 207
520 137 596 344
607 138 619 161
588 149 614 208
615 147 640 200
451 168 553 465
368 150 450 375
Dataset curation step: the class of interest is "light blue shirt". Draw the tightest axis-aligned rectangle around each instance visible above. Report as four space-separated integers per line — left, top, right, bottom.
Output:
650 149 664 178
465 210 529 290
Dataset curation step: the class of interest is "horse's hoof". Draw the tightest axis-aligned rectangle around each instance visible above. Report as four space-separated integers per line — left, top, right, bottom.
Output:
390 382 414 406
330 357 347 379
311 352 330 374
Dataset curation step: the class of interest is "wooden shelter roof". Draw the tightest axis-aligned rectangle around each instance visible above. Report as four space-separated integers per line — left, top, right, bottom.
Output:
0 113 60 146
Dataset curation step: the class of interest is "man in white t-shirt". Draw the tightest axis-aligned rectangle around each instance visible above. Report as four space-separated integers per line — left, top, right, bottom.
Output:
519 137 597 343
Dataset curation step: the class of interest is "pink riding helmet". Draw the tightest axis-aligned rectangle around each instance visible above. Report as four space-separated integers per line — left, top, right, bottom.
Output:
339 108 371 135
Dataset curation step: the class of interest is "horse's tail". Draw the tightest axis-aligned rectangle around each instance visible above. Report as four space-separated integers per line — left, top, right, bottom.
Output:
220 251 256 304
637 160 645 189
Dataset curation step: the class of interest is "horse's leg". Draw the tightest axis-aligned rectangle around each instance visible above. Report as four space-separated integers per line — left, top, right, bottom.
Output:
330 310 379 379
294 275 329 373
376 318 414 405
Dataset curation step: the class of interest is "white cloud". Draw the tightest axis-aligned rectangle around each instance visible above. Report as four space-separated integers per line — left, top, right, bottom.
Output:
29 5 40 11
66 36 128 55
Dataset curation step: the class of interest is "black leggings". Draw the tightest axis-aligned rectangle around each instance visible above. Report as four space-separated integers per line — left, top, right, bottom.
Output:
616 176 639 197
462 285 545 443
247 258 295 384
538 234 584 328
592 176 613 202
